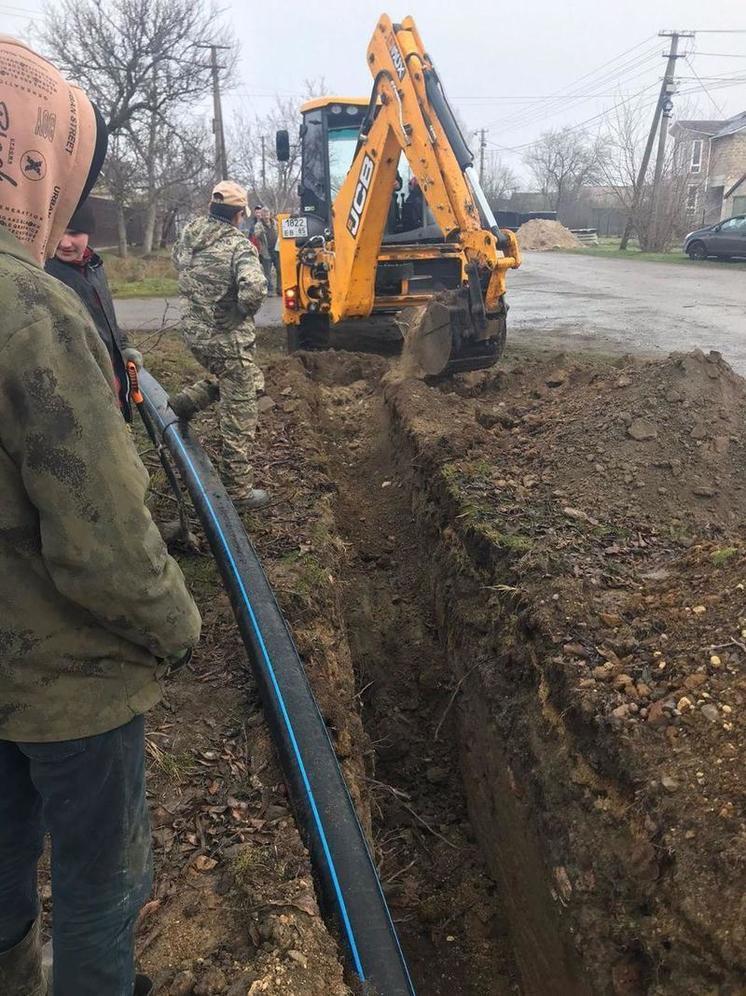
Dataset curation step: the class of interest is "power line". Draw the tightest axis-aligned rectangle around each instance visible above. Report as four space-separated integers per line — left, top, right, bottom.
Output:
0 6 42 19
685 56 726 114
483 42 663 134
485 73 746 159
486 80 662 153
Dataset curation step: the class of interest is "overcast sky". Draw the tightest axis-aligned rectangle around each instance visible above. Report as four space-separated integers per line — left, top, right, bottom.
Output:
5 0 745 184
223 0 746 181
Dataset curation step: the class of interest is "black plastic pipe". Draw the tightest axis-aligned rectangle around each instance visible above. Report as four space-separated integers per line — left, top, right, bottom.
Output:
137 370 415 996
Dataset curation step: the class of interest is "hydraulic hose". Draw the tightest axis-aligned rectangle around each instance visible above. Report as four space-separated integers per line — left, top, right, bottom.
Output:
136 370 416 996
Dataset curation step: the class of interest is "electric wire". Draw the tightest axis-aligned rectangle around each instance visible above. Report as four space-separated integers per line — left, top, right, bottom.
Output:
684 56 726 115
481 37 661 133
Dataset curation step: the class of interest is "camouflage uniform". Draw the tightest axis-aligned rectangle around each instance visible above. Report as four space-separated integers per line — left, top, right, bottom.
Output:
0 225 202 742
172 216 267 500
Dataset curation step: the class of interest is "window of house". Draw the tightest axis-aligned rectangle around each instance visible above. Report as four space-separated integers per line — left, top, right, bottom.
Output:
690 139 702 174
686 185 698 213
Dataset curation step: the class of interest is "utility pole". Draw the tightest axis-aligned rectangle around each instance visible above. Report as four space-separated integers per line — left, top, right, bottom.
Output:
197 43 230 181
260 136 267 197
478 128 487 183
619 30 693 250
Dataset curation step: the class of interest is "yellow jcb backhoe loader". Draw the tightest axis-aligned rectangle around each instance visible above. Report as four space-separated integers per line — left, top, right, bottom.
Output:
275 12 521 376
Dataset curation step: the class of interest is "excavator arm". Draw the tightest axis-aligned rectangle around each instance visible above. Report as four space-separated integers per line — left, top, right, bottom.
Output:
325 13 520 329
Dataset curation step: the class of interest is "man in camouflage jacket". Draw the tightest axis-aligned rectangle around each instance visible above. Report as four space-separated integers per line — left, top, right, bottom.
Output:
0 36 201 996
171 181 269 510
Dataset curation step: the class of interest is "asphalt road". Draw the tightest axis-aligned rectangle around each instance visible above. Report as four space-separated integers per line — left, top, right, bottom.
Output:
507 252 746 370
116 253 746 371
116 295 283 331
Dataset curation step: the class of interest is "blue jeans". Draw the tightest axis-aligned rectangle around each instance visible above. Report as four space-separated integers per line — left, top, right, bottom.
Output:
0 716 153 995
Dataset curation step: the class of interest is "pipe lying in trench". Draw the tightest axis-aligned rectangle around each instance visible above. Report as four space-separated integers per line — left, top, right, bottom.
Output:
136 369 415 996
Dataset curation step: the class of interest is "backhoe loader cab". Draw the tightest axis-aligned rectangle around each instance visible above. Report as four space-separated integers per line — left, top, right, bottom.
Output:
289 98 431 233
275 14 521 375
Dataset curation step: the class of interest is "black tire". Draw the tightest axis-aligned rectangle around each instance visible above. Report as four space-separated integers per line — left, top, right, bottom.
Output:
687 240 707 261
286 315 330 354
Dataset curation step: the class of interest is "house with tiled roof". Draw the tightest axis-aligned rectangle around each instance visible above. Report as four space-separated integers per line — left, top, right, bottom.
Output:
671 112 746 225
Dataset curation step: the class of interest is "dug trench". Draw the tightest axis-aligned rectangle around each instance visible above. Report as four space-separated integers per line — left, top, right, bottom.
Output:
135 332 746 995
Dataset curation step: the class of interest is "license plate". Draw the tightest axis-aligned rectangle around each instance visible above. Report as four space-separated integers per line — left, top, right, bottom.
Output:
281 217 309 239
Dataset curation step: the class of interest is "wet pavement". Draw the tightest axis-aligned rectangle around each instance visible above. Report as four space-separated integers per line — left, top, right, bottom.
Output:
508 251 746 371
116 295 283 331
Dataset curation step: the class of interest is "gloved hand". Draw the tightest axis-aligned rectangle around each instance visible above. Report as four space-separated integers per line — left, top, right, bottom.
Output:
159 647 193 676
122 346 143 369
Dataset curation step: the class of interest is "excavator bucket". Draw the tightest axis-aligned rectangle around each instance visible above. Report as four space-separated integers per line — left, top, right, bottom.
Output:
399 302 453 376
397 294 507 378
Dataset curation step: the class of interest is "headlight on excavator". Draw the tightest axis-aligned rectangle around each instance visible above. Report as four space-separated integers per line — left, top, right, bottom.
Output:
285 287 298 311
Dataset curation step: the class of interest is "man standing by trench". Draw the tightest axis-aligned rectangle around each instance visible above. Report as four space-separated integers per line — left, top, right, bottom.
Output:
170 181 269 510
0 36 201 996
45 199 143 421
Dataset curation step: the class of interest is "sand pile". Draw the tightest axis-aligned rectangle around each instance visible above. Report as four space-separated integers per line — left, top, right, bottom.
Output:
516 218 581 250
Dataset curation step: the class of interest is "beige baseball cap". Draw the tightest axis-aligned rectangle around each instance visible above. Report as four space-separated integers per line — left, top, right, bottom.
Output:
211 180 248 211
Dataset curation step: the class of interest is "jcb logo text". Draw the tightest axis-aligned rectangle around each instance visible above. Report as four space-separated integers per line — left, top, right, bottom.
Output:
346 155 375 237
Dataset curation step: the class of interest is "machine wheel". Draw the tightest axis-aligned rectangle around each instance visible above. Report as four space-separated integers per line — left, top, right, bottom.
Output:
286 315 331 353
687 240 707 261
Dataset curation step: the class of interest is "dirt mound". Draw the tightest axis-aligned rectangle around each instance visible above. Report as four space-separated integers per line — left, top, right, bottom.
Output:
518 348 746 531
382 346 746 992
516 218 581 250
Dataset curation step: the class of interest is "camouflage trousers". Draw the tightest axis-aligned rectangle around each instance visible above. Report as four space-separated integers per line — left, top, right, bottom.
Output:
181 324 264 500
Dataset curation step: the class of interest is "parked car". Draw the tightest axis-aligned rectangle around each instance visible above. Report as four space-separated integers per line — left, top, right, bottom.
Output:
684 215 746 260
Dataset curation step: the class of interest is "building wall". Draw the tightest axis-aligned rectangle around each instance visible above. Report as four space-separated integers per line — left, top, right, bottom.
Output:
710 133 746 218
674 130 746 223
673 133 713 224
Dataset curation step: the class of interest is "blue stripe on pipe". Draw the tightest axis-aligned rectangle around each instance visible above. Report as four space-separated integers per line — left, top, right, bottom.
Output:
165 428 375 980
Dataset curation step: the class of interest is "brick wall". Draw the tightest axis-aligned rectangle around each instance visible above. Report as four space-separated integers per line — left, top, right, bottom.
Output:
710 133 746 217
709 133 746 186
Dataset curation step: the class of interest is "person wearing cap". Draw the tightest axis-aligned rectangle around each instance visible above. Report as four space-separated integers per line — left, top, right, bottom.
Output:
45 199 142 421
171 180 269 510
0 36 201 996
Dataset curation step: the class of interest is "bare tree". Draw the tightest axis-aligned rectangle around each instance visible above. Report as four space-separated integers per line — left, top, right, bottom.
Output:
228 80 329 214
100 133 140 256
39 0 235 134
39 0 235 253
127 114 212 252
600 96 693 251
524 127 608 214
481 155 518 209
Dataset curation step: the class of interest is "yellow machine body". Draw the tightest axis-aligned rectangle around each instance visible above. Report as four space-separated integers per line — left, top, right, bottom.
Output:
277 13 521 373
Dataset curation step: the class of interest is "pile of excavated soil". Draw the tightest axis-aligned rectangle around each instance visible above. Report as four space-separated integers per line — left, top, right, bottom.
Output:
381 347 746 994
516 218 581 250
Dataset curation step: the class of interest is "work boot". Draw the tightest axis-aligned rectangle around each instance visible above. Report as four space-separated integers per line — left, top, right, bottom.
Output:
169 380 220 421
233 488 271 511
134 974 154 996
0 918 45 996
41 940 152 996
168 392 202 421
